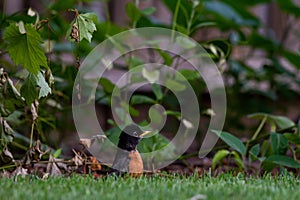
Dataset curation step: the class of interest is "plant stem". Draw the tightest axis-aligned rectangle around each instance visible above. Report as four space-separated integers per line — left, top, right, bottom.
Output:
171 0 181 42
246 115 267 151
29 122 34 148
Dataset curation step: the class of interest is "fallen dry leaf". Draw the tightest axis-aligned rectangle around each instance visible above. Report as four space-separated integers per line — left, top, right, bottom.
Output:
90 156 101 171
46 155 62 176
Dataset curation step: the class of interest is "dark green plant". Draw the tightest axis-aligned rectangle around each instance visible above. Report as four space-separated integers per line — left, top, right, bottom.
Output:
212 113 300 173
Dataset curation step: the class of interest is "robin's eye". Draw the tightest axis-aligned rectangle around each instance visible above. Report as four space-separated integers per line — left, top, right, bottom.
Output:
132 131 138 136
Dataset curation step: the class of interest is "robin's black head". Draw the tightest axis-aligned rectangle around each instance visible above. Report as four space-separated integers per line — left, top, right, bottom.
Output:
117 125 149 151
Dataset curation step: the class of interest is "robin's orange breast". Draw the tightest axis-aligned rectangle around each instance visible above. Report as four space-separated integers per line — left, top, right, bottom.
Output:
128 150 143 176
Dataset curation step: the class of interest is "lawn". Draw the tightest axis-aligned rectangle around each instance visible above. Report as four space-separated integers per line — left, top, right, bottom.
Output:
1 173 300 200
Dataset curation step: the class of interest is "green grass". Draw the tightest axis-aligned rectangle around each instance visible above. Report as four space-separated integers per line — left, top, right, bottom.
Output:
1 173 300 200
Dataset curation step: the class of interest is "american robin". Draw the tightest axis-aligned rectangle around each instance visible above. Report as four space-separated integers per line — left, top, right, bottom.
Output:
111 124 151 176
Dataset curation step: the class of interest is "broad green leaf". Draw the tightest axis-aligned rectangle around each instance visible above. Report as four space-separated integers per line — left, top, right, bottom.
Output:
265 155 300 168
20 73 37 105
125 2 141 22
204 1 258 26
212 130 246 155
4 23 48 75
270 132 288 155
149 106 163 125
249 144 260 161
67 12 98 43
99 78 115 94
212 149 230 169
130 95 156 105
156 49 173 66
276 0 300 17
176 36 196 49
281 50 300 70
152 83 163 100
283 133 300 145
178 69 200 81
37 72 51 98
271 116 295 130
165 79 186 91
248 113 295 130
141 7 156 16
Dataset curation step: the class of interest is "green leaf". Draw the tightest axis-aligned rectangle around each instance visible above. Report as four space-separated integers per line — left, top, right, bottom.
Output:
130 95 156 105
128 56 144 69
53 148 62 158
281 50 300 70
37 72 51 98
142 68 159 83
212 149 230 169
67 12 98 43
176 36 196 49
204 1 258 26
125 2 141 22
20 73 37 105
232 151 244 170
249 144 260 161
119 101 139 117
212 130 246 155
178 69 200 81
248 113 295 130
141 7 156 16
270 132 288 155
164 110 181 119
99 78 115 94
152 83 163 100
276 0 300 17
165 79 186 91
4 23 48 75
283 133 300 145
265 155 300 168
156 49 173 66
149 106 163 125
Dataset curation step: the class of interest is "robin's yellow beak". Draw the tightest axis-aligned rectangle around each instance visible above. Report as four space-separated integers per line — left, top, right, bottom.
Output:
140 131 152 138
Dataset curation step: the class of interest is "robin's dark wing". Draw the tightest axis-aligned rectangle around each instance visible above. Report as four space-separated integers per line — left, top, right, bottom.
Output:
111 149 131 172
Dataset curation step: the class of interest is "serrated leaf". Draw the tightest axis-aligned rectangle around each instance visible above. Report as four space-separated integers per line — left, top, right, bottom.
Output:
37 72 51 98
67 12 98 43
20 73 37 105
212 130 246 155
4 23 48 75
212 149 230 169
